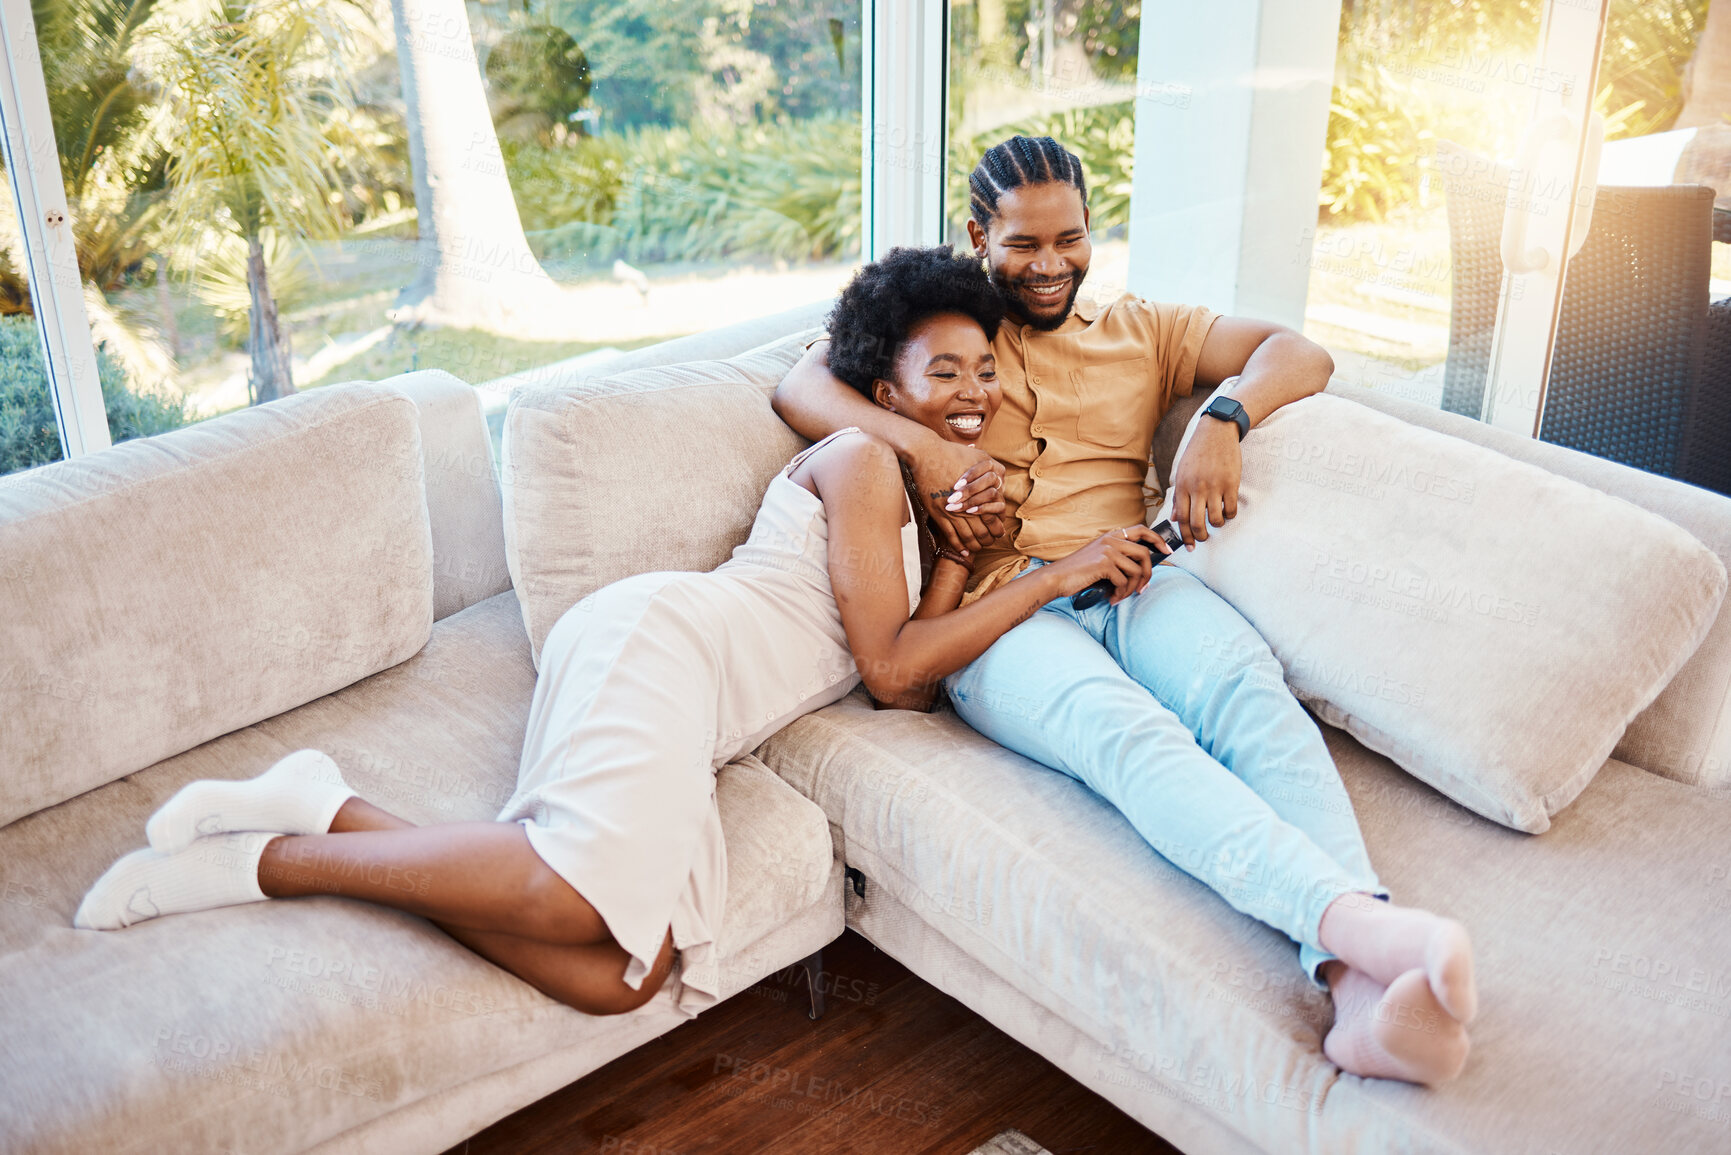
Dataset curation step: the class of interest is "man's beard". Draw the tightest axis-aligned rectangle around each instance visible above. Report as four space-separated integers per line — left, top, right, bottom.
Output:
990 264 1086 332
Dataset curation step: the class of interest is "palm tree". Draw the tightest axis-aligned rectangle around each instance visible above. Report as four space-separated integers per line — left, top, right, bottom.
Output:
2 0 166 367
32 0 165 296
147 0 372 403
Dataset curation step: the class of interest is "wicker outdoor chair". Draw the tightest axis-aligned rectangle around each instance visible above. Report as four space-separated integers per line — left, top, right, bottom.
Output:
1438 141 1731 495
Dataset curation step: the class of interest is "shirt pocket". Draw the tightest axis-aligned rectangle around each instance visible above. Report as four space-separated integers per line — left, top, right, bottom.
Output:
1071 356 1151 449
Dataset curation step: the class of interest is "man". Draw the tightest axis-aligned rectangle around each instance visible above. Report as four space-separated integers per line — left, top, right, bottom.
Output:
772 135 1475 1085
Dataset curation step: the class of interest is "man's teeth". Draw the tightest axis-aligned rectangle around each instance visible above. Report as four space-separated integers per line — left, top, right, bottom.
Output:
946 414 984 434
1027 282 1066 298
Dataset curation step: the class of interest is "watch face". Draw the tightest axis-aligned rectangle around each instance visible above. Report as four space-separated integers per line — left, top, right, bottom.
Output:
1206 397 1248 437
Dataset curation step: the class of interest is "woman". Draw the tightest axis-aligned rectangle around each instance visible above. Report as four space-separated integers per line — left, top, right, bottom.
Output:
74 246 1159 1019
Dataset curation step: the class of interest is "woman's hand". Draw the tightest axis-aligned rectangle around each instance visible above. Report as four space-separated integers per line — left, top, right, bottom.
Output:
908 435 1005 554
1040 526 1172 605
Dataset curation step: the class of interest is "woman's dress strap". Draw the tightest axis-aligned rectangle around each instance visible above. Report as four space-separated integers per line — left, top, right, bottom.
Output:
784 427 865 474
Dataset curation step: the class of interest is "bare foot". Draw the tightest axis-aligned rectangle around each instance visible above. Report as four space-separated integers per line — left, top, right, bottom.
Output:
1324 965 1470 1085
1319 892 1477 1023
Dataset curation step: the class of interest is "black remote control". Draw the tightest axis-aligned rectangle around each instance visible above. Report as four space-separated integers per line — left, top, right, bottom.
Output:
1071 519 1184 610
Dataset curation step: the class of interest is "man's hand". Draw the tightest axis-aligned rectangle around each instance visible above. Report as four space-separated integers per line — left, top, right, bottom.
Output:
907 434 1006 554
1169 419 1241 548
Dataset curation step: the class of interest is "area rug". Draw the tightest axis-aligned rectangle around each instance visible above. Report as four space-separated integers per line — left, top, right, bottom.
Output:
967 1130 1054 1155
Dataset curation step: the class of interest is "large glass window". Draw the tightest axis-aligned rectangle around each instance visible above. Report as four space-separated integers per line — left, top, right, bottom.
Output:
947 0 1141 300
463 0 864 350
1315 0 1724 450
1302 0 1547 409
11 0 862 471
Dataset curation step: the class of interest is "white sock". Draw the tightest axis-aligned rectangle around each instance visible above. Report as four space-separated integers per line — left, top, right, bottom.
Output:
147 749 355 854
74 833 274 930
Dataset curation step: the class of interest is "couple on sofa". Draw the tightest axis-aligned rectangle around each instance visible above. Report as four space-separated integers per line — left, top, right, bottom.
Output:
77 135 1477 1087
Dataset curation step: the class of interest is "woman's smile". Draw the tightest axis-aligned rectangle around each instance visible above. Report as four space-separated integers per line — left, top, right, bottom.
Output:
944 411 986 439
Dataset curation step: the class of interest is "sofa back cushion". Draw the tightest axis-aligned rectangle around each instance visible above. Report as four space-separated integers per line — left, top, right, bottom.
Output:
0 384 434 827
382 370 512 620
502 331 815 666
1156 393 1726 832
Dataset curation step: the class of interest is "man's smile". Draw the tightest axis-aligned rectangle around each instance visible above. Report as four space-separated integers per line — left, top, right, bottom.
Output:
1023 280 1071 304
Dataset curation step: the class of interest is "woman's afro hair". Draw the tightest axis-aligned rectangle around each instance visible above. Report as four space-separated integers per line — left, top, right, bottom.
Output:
824 245 1003 396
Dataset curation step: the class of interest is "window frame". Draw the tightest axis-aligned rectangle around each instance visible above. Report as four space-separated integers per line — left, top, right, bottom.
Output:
862 0 950 257
0 0 110 462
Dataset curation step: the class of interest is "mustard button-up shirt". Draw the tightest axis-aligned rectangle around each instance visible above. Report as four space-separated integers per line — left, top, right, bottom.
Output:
968 292 1217 598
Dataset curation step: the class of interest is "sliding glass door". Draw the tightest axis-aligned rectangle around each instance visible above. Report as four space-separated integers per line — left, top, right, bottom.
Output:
1305 0 1726 487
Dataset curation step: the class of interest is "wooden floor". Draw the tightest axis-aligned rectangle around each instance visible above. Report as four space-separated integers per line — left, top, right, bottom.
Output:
446 930 1181 1155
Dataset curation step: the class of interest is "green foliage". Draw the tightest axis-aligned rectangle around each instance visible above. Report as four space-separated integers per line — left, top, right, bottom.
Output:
190 230 316 345
507 116 862 264
0 314 189 475
32 0 162 202
1320 66 1435 224
501 136 628 233
508 99 1138 266
491 1 859 132
1072 0 1141 82
1596 0 1711 139
948 101 1137 238
1320 0 1710 223
150 0 372 245
514 0 708 129
609 118 862 262
1 0 168 312
486 23 593 143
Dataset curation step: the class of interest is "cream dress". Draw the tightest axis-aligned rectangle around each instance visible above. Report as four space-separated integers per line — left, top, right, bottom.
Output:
499 430 922 1016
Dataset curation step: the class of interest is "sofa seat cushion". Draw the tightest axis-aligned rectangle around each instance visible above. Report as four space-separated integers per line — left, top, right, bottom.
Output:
0 383 436 828
0 593 838 1154
760 692 1731 1154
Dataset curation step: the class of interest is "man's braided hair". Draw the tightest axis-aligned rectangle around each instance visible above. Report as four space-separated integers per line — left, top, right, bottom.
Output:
968 135 1088 229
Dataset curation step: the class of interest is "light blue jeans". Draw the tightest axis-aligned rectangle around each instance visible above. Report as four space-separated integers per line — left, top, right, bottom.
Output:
945 561 1388 987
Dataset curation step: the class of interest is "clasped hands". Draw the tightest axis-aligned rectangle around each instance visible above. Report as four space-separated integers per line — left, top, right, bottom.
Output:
909 418 1244 556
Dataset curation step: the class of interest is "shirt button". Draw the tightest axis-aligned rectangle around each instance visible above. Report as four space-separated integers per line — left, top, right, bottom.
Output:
1032 422 1044 433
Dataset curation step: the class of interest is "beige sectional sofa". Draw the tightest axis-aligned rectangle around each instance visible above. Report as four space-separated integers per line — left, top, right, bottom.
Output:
4 302 1730 1154
0 316 841 1154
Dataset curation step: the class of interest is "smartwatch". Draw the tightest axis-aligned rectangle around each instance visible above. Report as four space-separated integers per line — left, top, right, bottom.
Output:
1203 394 1250 441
